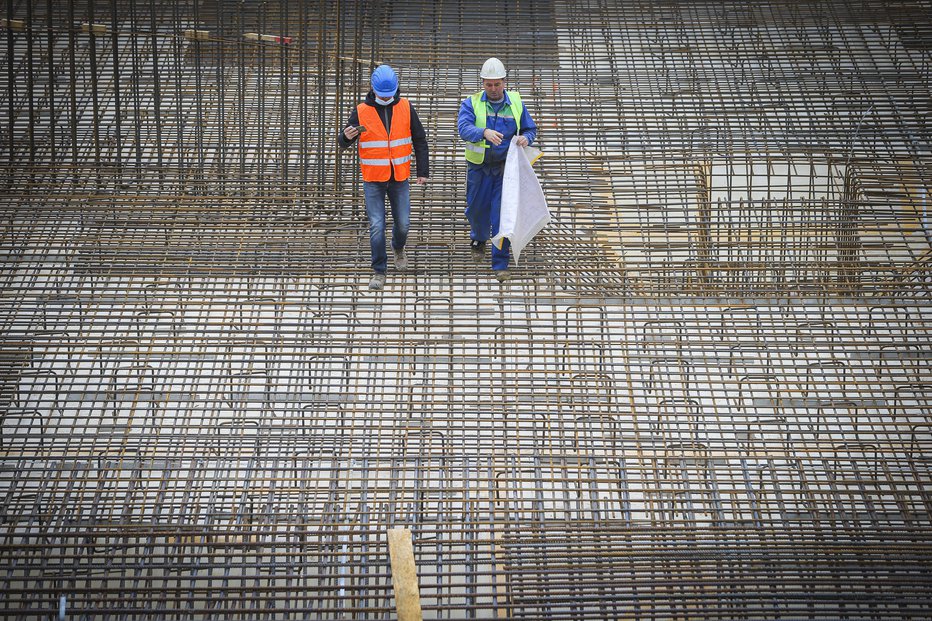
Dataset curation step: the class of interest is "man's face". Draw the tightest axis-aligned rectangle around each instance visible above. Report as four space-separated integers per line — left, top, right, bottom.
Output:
482 78 505 101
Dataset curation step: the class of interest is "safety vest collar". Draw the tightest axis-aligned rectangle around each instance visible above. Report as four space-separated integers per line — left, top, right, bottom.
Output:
478 90 516 106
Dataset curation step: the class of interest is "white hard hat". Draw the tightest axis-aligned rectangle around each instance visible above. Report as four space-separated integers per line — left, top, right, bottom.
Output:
480 57 507 79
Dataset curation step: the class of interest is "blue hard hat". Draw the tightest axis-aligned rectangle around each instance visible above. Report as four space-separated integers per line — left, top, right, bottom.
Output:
371 65 398 98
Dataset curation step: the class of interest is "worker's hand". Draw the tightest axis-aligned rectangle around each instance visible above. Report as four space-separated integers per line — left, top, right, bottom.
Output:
415 177 428 185
343 125 359 140
514 135 529 147
483 128 504 146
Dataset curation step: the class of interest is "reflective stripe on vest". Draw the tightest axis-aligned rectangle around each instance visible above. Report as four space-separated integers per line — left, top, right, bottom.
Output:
357 99 413 182
464 90 523 164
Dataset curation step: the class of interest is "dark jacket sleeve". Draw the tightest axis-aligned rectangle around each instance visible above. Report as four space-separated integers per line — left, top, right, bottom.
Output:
409 105 429 178
338 107 361 149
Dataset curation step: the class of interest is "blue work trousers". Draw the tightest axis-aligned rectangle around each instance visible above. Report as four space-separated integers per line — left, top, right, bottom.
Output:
364 179 410 273
465 163 511 271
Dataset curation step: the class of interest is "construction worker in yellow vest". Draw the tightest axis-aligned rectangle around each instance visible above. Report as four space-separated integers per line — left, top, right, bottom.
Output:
457 57 538 283
339 65 429 290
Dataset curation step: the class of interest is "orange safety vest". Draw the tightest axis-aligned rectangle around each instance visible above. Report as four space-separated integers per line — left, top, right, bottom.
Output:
356 99 413 182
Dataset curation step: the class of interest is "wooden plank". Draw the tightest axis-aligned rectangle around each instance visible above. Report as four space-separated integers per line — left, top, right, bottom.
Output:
387 527 423 621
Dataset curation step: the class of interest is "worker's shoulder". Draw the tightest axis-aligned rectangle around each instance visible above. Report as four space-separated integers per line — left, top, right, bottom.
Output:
461 92 483 105
394 97 417 112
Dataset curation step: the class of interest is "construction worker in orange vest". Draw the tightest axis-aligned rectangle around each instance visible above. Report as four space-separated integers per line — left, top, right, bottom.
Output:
339 65 429 290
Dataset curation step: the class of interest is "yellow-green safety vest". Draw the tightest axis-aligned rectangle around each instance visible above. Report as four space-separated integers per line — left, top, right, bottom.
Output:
464 91 524 164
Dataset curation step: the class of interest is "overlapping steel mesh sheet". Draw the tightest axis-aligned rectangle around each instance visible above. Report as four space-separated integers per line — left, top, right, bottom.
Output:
1 0 931 618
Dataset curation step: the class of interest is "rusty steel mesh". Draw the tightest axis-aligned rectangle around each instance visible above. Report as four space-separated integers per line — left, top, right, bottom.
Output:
1 0 931 619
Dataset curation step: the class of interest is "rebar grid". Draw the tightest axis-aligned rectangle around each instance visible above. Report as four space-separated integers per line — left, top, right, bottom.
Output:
1 0 931 619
